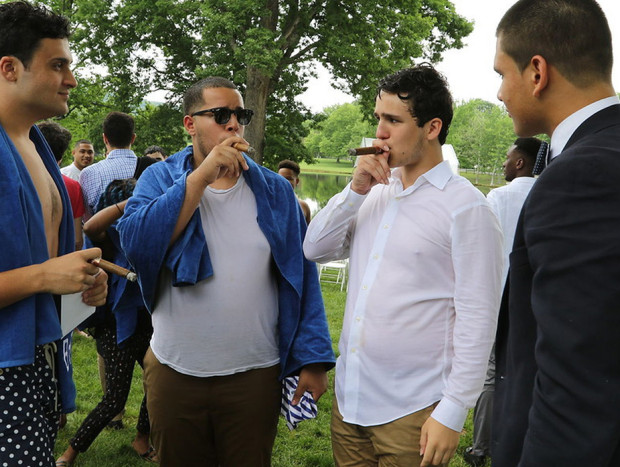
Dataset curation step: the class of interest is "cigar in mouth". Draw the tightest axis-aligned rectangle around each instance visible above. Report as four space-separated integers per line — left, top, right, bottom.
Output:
347 146 383 157
232 142 256 156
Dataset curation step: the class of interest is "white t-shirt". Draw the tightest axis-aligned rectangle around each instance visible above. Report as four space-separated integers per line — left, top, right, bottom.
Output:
151 176 280 377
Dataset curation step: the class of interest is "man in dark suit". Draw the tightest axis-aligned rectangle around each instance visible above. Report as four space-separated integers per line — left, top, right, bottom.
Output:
491 1 620 466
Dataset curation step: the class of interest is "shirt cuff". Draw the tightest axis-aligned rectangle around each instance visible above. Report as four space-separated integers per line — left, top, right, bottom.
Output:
430 398 468 432
336 184 367 211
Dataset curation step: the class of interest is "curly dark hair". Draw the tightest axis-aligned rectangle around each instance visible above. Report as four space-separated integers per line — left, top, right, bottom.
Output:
377 64 453 145
0 1 71 67
96 179 136 213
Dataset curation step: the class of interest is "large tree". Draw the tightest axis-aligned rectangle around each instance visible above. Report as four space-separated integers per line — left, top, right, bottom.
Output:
40 0 472 165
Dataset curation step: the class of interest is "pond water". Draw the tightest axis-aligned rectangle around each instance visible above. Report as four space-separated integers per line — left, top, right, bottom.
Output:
296 173 352 217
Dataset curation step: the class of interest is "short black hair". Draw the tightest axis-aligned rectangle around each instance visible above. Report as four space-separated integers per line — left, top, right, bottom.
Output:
183 76 237 116
277 159 301 176
37 121 72 162
73 139 92 149
377 63 453 145
144 145 167 158
513 137 543 167
96 179 136 212
0 1 71 68
497 0 612 86
103 111 135 148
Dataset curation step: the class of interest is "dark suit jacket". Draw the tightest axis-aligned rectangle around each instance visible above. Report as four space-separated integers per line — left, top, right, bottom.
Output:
493 104 620 467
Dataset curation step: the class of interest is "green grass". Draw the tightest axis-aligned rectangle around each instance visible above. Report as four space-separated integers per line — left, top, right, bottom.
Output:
55 283 488 466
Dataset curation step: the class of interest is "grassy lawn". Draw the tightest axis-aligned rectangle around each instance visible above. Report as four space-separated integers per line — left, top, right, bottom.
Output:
56 282 487 466
302 158 503 194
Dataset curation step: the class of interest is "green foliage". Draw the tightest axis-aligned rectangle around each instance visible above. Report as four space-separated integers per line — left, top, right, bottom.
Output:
33 0 472 165
446 99 516 182
304 103 375 160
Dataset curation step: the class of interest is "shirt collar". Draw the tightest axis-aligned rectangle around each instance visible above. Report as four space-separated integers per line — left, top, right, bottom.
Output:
106 148 136 159
394 160 453 195
550 95 620 160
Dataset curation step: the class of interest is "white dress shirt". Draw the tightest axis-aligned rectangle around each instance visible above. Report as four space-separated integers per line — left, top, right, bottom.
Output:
486 176 536 284
304 161 504 431
60 163 81 182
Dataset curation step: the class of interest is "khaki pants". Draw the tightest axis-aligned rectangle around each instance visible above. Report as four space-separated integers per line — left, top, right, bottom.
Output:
331 397 446 467
143 348 281 467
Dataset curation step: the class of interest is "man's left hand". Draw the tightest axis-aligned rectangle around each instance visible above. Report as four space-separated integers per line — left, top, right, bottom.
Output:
292 363 328 405
420 416 460 466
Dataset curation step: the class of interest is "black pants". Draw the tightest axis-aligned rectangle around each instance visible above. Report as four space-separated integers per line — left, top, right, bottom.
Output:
70 309 152 452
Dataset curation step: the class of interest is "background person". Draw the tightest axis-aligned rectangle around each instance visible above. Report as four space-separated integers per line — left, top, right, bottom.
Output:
278 159 312 224
60 139 95 181
463 137 540 467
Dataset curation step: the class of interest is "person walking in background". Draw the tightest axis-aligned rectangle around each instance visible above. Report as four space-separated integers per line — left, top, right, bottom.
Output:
0 3 107 465
56 159 159 467
80 111 138 217
463 137 540 467
278 159 312 223
60 139 95 181
117 76 335 466
304 64 503 467
492 1 620 465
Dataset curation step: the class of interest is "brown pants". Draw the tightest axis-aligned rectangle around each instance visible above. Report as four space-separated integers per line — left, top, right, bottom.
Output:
331 397 446 467
143 348 281 467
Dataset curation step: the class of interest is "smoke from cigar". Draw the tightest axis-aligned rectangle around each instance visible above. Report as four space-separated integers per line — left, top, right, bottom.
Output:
232 142 256 156
347 146 383 157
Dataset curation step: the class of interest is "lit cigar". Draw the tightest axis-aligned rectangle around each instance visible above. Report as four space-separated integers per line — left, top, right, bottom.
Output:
232 142 256 156
92 258 137 282
347 146 383 157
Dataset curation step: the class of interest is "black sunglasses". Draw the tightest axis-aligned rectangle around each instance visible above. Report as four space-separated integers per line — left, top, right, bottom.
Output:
190 107 254 126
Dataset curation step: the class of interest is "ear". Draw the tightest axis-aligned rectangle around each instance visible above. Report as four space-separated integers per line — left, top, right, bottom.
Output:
425 117 443 141
529 55 549 98
0 56 19 82
183 115 196 136
130 133 136 146
515 158 524 170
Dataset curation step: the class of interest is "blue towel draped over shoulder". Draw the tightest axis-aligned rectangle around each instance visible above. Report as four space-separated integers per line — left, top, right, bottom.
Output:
118 146 335 379
0 124 76 412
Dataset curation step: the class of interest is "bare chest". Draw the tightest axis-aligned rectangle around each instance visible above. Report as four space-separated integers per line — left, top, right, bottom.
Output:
17 141 63 257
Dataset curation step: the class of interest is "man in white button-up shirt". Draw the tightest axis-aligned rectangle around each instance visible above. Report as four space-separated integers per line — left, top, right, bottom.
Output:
304 64 504 467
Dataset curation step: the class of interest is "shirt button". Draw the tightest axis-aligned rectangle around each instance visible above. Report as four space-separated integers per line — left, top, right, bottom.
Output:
383 224 389 229
362 285 368 290
351 348 357 353
373 254 379 260
355 316 361 322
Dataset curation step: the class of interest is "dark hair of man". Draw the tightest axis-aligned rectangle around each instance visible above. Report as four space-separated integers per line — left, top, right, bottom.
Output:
102 111 135 148
513 137 542 169
377 63 453 145
96 178 136 212
73 139 92 148
0 1 71 68
183 76 237 116
277 159 301 176
497 0 612 87
144 145 167 158
37 121 72 163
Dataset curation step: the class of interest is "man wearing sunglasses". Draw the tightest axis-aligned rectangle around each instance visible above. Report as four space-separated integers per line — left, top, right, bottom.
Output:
118 76 335 466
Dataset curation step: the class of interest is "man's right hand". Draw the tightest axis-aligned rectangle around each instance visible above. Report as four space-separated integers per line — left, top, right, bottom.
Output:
194 136 250 186
40 248 106 296
350 142 391 195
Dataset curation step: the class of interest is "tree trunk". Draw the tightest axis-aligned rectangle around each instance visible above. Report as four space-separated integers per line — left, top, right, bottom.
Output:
243 66 271 165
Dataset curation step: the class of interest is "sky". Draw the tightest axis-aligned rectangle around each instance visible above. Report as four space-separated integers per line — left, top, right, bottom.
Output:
297 0 620 112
